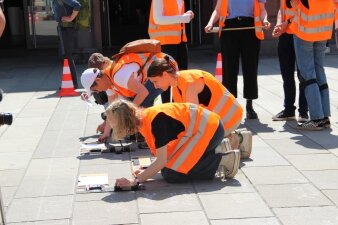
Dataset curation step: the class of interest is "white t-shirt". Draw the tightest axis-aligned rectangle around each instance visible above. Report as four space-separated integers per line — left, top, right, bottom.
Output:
153 0 190 25
112 63 142 93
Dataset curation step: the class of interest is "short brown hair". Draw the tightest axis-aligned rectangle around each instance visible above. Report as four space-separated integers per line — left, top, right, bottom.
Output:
88 53 110 70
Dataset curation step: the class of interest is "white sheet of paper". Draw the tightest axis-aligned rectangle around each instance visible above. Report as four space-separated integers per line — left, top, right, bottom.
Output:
78 173 109 187
81 143 106 150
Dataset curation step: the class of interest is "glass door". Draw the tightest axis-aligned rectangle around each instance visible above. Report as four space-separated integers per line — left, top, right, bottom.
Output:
27 0 59 49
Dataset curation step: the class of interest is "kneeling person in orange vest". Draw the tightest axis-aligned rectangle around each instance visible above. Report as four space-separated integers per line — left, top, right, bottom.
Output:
147 55 252 159
81 52 176 142
106 100 240 186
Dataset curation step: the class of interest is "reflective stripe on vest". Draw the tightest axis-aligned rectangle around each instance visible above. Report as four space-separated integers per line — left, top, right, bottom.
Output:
148 0 187 45
290 0 334 41
172 70 243 132
139 103 220 174
169 104 211 170
219 0 264 40
104 53 168 97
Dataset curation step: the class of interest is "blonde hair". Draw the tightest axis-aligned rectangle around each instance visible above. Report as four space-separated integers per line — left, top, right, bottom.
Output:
105 99 141 140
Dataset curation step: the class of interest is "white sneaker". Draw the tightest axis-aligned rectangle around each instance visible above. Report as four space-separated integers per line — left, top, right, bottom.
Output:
236 130 252 159
215 138 232 154
218 150 240 179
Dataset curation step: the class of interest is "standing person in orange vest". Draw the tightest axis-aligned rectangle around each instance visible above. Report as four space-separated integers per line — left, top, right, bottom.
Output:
107 100 240 186
289 0 337 130
271 0 308 123
148 0 194 103
204 0 270 119
147 55 253 159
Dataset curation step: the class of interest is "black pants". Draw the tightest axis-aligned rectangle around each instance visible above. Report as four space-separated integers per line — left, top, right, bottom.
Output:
161 122 224 183
278 33 308 115
160 42 188 103
58 26 78 87
220 17 260 99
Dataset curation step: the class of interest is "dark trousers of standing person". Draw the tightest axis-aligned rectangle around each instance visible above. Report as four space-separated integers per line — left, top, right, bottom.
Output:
220 17 260 117
161 122 224 183
58 25 78 88
278 33 308 116
161 42 188 103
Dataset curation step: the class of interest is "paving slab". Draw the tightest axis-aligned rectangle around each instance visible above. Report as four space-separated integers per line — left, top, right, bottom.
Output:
140 211 209 225
210 217 281 225
241 146 290 167
0 169 25 187
273 206 338 225
285 154 338 170
137 189 201 213
303 170 338 189
6 195 73 223
199 193 273 219
256 183 332 207
0 152 33 170
7 220 70 225
322 190 338 206
242 166 308 185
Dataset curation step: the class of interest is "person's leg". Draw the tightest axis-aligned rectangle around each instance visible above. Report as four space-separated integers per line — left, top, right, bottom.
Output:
239 19 260 118
313 41 330 118
161 122 224 183
161 44 178 103
61 27 78 88
177 42 188 70
139 80 163 107
220 23 240 97
279 33 296 115
294 36 324 120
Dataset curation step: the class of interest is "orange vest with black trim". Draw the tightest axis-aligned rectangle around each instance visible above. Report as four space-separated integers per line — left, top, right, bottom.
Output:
104 52 171 98
139 103 220 174
172 70 243 132
289 0 334 42
280 0 295 34
219 0 264 40
148 0 187 45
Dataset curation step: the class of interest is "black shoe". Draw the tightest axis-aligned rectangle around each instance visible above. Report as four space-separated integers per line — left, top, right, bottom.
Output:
321 117 331 128
272 110 295 121
246 110 258 119
298 113 309 123
297 119 324 131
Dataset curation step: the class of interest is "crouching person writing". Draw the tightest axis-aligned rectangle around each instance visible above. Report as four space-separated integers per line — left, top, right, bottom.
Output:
106 100 240 186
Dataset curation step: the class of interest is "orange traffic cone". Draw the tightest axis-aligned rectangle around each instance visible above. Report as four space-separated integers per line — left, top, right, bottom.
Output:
58 59 78 97
215 53 222 82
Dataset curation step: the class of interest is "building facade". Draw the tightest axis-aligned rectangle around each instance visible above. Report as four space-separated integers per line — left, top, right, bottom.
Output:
0 0 302 56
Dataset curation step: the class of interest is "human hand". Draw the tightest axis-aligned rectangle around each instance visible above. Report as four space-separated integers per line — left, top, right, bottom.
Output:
290 0 298 10
80 92 89 101
96 121 106 134
133 169 144 176
204 23 213 33
272 22 287 38
98 131 110 143
61 16 73 22
262 20 271 30
185 10 194 21
115 178 137 187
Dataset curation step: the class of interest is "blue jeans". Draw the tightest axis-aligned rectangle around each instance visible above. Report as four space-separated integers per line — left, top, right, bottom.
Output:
293 36 330 120
139 80 163 108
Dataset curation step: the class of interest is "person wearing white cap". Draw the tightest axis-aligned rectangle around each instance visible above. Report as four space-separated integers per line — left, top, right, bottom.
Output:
81 52 171 142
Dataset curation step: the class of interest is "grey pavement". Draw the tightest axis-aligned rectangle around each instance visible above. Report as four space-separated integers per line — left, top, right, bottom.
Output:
0 49 338 225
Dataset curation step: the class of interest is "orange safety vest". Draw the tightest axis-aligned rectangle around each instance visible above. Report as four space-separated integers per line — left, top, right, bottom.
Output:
280 0 295 34
139 103 220 174
289 0 334 42
219 0 264 40
148 0 187 45
172 70 243 132
104 52 169 98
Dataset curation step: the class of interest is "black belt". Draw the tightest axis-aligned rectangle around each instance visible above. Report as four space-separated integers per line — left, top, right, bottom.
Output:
227 16 253 21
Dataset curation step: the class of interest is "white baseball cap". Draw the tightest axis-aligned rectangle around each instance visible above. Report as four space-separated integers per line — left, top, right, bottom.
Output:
81 68 100 96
